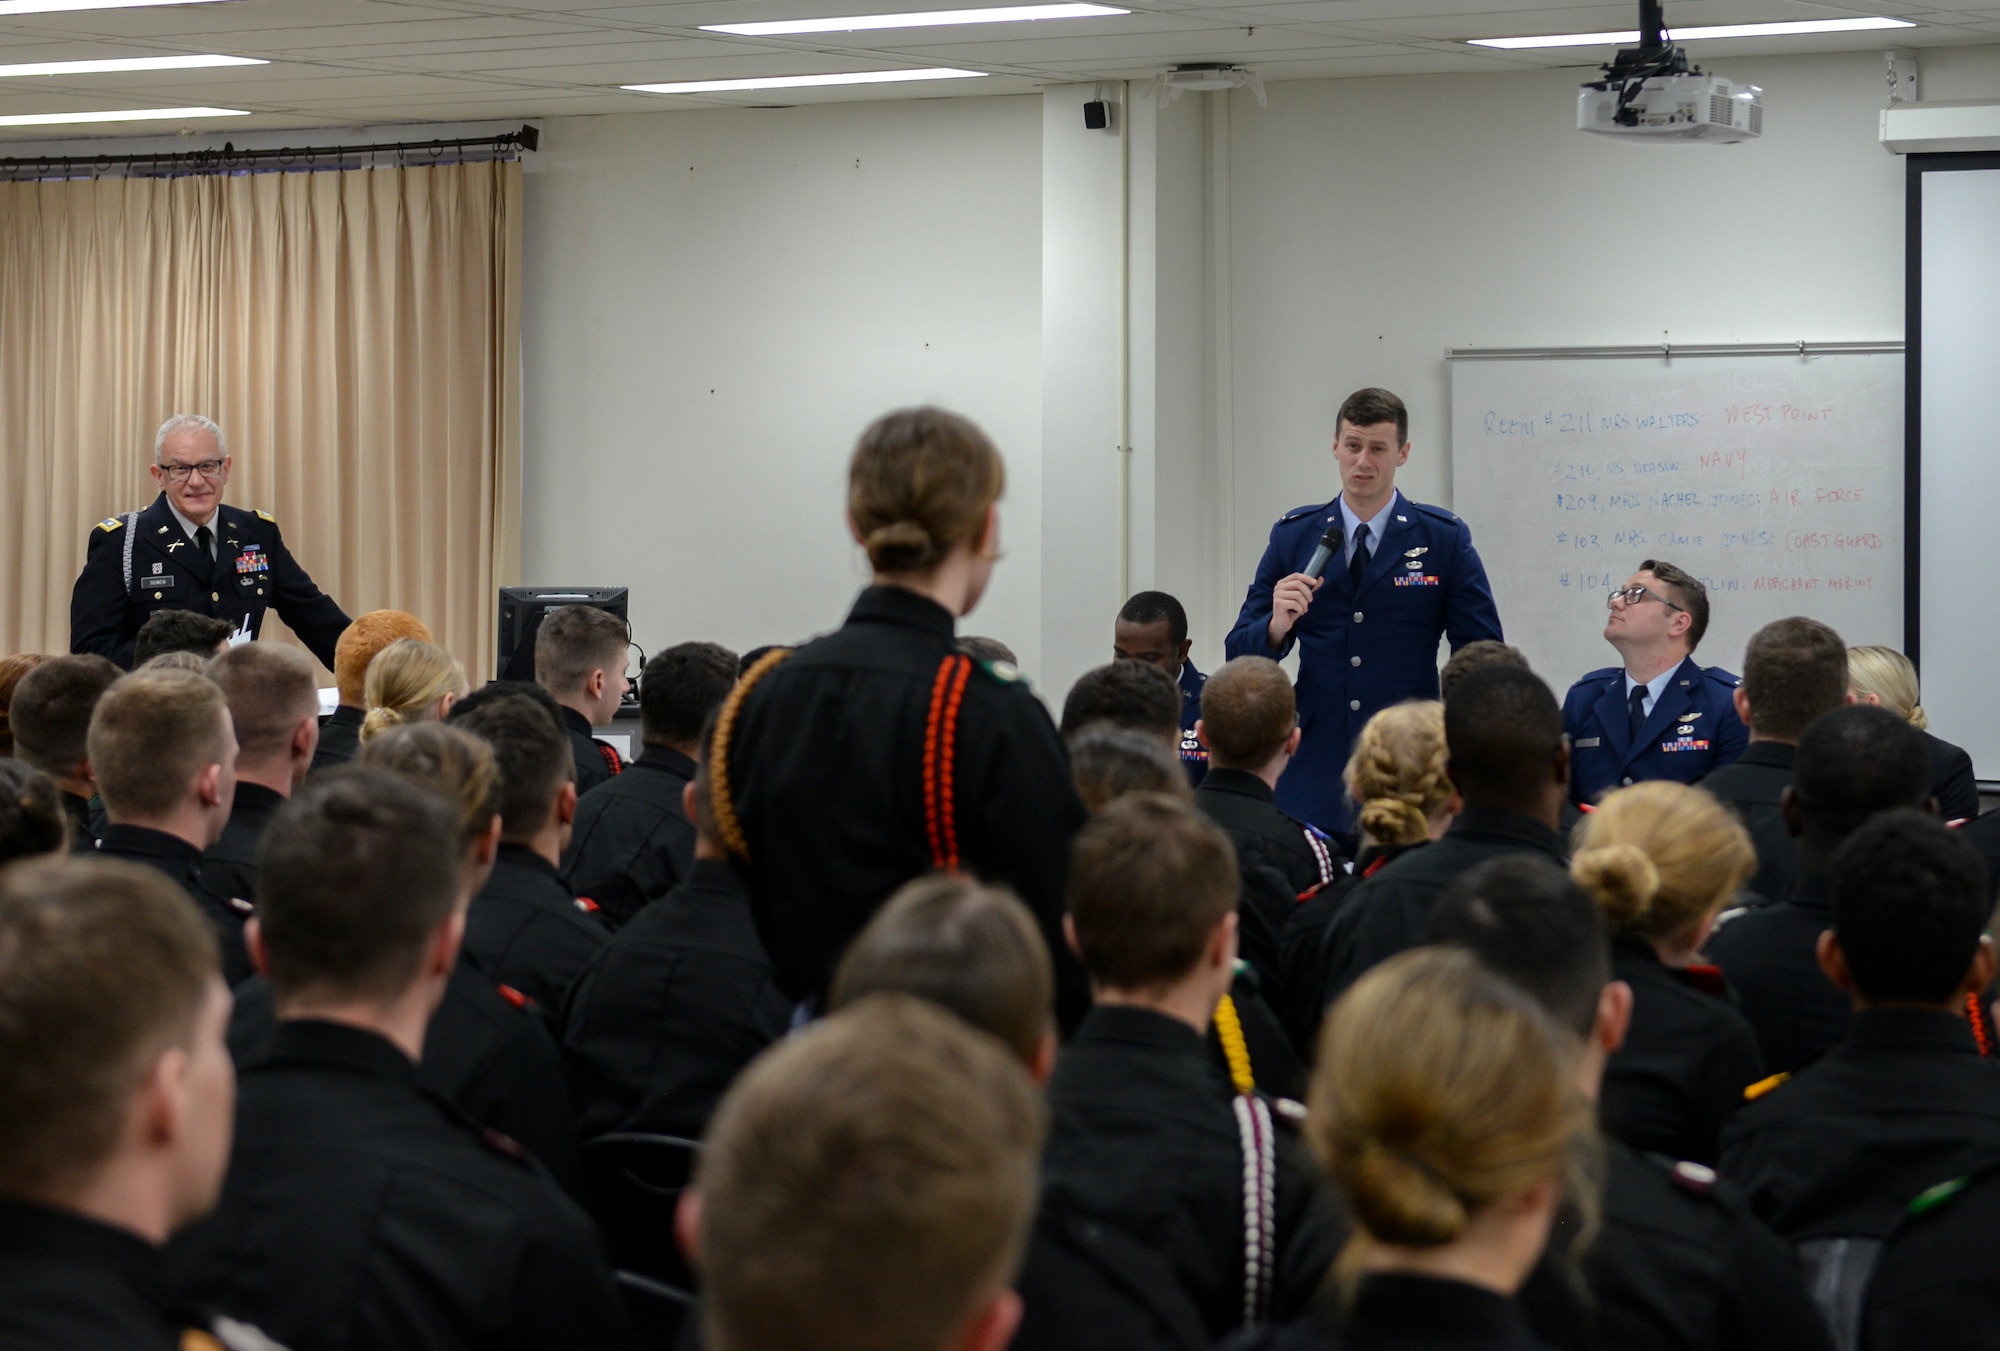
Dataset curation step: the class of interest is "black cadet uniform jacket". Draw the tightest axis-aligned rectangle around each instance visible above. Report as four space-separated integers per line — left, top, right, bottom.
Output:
1013 1205 1212 1351
71 494 349 670
1318 810 1569 1010
561 706 622 797
1278 843 1420 1053
1863 1156 2000 1351
309 705 364 776
560 858 791 1143
1230 1275 1556 1351
1926 730 1979 823
167 1020 634 1351
1042 1005 1344 1341
464 843 609 1013
1696 741 1796 903
726 585 1089 1022
1702 873 1850 1076
1195 768 1343 900
0 1200 279 1351
98 824 253 987
227 958 584 1201
1601 939 1765 1167
60 790 99 852
200 781 285 909
560 746 697 929
1518 1140 1832 1351
1718 1008 2000 1242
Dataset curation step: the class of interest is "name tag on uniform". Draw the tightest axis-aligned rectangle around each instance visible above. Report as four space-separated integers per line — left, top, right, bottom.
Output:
141 564 179 595
1575 737 1602 748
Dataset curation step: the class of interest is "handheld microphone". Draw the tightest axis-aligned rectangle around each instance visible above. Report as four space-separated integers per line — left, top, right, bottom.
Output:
1302 523 1344 581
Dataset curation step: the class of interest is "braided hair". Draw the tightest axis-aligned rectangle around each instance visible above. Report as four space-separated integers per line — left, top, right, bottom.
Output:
1342 701 1452 848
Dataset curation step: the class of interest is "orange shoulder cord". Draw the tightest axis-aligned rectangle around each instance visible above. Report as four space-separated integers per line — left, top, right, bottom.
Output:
708 648 793 862
1970 992 1993 1057
922 654 973 872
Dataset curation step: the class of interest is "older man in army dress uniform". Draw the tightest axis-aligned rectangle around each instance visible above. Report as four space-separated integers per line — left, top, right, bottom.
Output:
70 413 350 670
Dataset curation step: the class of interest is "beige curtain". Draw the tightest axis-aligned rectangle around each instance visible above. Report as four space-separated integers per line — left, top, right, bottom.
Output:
0 159 522 680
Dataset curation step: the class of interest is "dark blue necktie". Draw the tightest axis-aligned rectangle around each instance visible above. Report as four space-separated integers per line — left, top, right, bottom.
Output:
1628 684 1649 739
1348 523 1371 592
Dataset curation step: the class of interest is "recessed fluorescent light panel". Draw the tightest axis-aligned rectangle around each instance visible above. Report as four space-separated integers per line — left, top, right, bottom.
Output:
625 68 986 94
1470 16 1913 50
703 4 1125 37
0 0 237 15
0 54 265 79
0 105 247 126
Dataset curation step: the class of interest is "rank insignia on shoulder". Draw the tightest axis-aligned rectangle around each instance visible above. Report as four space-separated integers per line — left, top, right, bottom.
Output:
977 659 1023 684
253 509 275 522
1668 1160 1718 1196
1909 1175 1974 1217
1744 1071 1790 1101
228 896 253 915
97 516 123 531
480 1127 528 1163
496 983 534 1010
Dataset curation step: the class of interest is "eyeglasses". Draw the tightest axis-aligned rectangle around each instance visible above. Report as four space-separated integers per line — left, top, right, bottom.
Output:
1606 585 1683 612
156 459 227 483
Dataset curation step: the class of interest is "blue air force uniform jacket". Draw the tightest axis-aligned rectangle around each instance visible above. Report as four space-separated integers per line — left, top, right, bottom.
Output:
69 493 350 670
1562 656 1748 806
1224 495 1502 832
1176 661 1208 788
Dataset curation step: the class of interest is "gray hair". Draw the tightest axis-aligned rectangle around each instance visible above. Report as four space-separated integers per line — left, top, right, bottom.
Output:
153 413 227 463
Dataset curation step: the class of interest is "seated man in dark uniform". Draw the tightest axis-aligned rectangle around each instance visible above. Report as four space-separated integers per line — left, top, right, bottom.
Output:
1193 656 1342 898
1428 857 1834 1351
312 608 433 775
201 643 320 905
70 412 350 671
1720 810 2000 1345
7 653 120 850
1113 590 1208 786
1042 793 1341 1341
88 668 251 986
167 770 633 1351
132 610 233 667
0 856 270 1351
1705 706 1933 1075
451 694 607 1011
1697 617 1850 902
562 640 738 928
534 603 631 794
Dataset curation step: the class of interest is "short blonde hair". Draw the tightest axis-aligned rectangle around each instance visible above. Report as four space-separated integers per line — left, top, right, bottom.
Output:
360 640 465 745
1847 645 1927 731
1570 781 1754 941
87 670 231 820
1343 701 1451 847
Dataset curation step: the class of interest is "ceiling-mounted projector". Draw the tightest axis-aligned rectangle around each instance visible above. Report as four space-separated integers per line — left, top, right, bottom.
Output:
1578 0 1762 143
1157 63 1266 106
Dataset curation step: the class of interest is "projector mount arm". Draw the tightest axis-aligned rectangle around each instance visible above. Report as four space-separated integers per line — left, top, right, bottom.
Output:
1587 0 1698 126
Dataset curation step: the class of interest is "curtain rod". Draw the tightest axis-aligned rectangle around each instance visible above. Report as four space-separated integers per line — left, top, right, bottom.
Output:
0 123 539 181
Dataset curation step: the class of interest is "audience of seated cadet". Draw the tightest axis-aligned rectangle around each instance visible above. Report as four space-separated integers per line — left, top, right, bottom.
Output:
1697 618 1849 902
958 634 1018 665
1317 664 1570 1009
1245 947 1591 1351
561 639 737 928
0 759 67 865
1060 658 1182 749
1719 810 2000 1344
716 407 1086 1025
825 874 1209 1351
562 712 789 1143
0 652 48 757
131 610 233 667
359 637 466 745
1704 705 1933 1074
8 653 120 850
682 995 1044 1351
200 643 319 906
88 669 250 986
1281 699 1455 1052
1068 723 1191 812
1427 857 1833 1351
1570 782 1762 1166
0 856 264 1351
1194 655 1343 898
313 608 434 774
1113 590 1209 785
228 724 584 1197
449 694 607 1011
535 603 632 793
166 770 634 1351
1845 644 1978 823
1043 793 1341 1339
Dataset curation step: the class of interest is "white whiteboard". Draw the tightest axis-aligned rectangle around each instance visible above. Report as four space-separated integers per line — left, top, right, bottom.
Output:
1449 350 1905 694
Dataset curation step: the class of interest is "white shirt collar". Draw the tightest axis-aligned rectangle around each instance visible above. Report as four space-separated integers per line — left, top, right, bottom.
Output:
165 499 220 542
1338 489 1399 564
1624 663 1677 713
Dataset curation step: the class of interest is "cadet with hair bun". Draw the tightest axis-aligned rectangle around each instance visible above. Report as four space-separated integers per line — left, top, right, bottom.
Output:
360 639 467 745
1846 644 1978 823
0 758 68 865
717 407 1088 1025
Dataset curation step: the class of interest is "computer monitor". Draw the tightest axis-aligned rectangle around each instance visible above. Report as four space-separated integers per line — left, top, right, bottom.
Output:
495 586 629 683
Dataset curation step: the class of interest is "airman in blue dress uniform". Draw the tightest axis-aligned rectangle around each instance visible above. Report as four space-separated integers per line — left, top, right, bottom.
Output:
69 414 350 670
1114 589 1209 787
1225 388 1502 832
1561 559 1747 805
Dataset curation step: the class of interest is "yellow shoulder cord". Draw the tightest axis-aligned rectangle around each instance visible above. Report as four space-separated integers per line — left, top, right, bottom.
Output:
1216 991 1275 1327
708 648 793 862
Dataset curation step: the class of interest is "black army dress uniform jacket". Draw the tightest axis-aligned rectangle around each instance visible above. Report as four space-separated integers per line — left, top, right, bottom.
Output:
1194 768 1342 899
1042 1005 1343 1340
70 494 349 670
726 584 1088 1021
560 745 698 929
167 1020 634 1351
1702 873 1850 1076
201 781 286 910
561 706 622 796
309 705 364 776
1695 741 1796 902
0 1200 274 1351
1232 1274 1557 1351
98 823 253 987
1601 938 1765 1166
561 857 792 1143
59 789 99 852
464 843 609 1013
